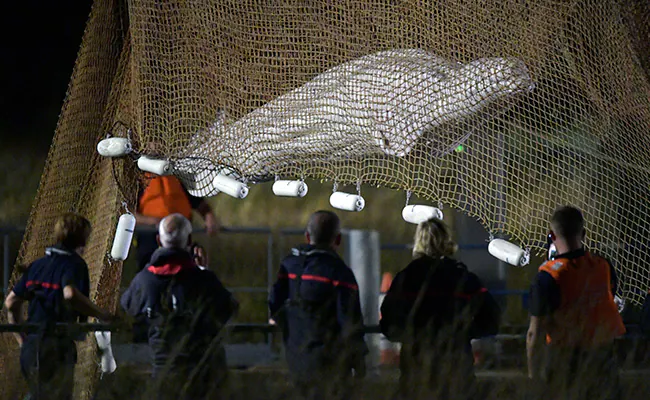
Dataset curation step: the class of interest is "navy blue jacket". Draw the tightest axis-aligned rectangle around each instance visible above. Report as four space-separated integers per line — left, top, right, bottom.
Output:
269 245 367 380
121 247 236 371
13 245 90 337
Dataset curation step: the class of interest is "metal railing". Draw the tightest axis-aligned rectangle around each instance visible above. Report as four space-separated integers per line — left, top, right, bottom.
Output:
1 225 533 320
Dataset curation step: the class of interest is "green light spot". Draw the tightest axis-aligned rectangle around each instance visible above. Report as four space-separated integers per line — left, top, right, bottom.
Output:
455 144 465 153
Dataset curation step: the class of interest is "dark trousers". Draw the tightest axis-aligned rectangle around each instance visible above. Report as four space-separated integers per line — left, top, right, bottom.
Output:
20 336 76 400
148 349 228 400
292 373 354 400
396 344 476 400
538 345 620 400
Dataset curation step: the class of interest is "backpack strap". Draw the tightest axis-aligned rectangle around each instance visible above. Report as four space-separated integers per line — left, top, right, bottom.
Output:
286 248 309 308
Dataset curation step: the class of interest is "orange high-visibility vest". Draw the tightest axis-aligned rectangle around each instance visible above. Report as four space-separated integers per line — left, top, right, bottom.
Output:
138 175 192 220
539 252 625 348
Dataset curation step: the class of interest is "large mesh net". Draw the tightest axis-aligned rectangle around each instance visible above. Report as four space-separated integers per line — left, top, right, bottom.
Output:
2 0 650 398
132 0 650 302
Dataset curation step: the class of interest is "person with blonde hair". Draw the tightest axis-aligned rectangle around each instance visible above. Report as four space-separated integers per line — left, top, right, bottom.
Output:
380 217 500 400
4 213 114 400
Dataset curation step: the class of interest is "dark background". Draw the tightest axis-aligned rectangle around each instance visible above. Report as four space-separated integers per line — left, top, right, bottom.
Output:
1 1 92 151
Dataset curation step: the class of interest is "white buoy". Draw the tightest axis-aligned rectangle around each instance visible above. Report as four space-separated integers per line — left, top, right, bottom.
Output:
110 213 136 261
488 239 525 266
97 137 132 157
401 205 444 224
272 180 308 197
213 174 249 199
614 296 625 314
95 331 117 374
137 156 172 175
330 192 365 212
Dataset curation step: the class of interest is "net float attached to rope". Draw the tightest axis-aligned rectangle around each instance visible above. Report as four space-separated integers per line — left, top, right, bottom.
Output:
137 155 172 175
95 331 117 374
330 192 365 212
110 212 136 261
488 238 528 266
402 205 444 224
97 137 132 157
213 173 249 199
272 180 308 197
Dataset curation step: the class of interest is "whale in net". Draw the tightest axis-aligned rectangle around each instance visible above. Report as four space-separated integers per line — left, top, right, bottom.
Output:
174 48 534 196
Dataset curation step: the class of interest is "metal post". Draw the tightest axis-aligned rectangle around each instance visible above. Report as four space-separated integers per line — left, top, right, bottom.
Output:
346 229 381 373
3 234 9 297
266 233 274 346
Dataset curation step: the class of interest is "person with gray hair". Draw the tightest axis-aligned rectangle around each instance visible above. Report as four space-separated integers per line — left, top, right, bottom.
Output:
121 213 238 399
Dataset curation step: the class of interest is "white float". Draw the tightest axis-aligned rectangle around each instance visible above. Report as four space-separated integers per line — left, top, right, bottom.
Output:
488 239 526 266
137 155 172 175
614 296 625 314
95 331 117 374
213 173 249 199
330 192 365 212
401 205 444 224
272 180 308 197
110 213 136 261
97 137 132 157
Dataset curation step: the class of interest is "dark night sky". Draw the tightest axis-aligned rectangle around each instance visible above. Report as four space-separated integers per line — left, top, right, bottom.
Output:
1 1 93 152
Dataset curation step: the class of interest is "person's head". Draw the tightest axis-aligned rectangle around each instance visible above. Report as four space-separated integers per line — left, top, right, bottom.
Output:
412 218 457 259
157 213 193 249
305 210 341 249
54 213 92 252
549 205 585 252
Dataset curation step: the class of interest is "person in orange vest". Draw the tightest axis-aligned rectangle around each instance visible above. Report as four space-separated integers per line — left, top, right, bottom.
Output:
527 206 625 400
135 174 220 270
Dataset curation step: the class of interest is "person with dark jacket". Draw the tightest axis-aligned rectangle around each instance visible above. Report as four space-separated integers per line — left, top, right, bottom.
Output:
269 210 367 400
4 213 114 400
380 217 500 400
120 213 238 400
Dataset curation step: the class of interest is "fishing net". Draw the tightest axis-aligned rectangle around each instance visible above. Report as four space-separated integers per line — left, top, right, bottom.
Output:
129 0 650 303
2 0 650 398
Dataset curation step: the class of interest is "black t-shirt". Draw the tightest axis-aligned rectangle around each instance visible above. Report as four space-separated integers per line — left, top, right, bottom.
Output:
529 249 618 317
13 246 90 327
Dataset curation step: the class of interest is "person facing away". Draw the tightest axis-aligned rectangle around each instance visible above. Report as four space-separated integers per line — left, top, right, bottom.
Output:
269 210 367 400
4 213 114 400
527 206 625 400
134 172 220 271
120 213 238 399
380 217 500 400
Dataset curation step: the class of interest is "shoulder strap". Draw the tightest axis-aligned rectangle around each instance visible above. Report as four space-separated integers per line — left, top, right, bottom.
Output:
287 249 309 307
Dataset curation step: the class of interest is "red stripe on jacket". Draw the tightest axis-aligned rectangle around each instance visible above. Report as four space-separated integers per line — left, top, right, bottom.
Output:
26 280 61 290
277 272 359 291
